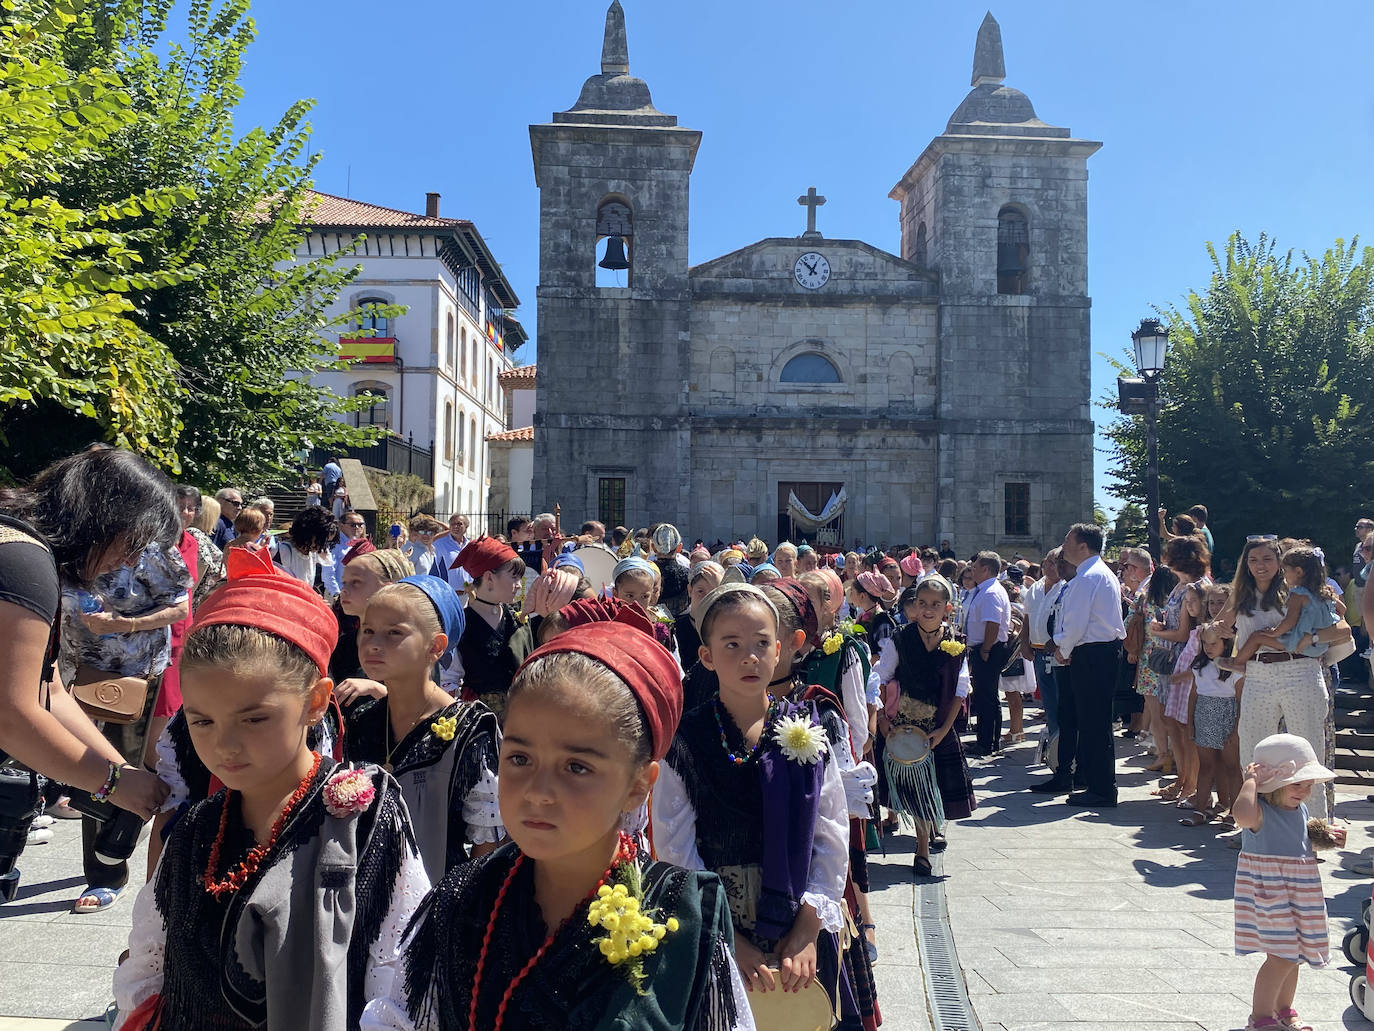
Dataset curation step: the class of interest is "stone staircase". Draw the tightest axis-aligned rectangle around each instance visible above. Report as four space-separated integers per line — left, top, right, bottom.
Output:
1336 674 1374 787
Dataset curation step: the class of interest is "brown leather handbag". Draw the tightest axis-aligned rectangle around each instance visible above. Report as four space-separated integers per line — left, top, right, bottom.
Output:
72 666 150 724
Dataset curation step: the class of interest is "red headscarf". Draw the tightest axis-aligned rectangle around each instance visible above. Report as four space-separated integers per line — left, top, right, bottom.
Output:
456 535 519 580
554 595 655 637
192 547 337 675
517 621 683 761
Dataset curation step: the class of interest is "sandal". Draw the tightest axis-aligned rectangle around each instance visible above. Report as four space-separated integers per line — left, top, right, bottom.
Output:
47 797 82 820
72 884 125 914
860 922 878 964
1177 809 1211 827
912 855 933 878
1276 1007 1312 1031
1244 1018 1284 1031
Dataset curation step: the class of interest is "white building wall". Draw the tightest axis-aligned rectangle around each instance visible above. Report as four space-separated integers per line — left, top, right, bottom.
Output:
298 229 513 519
508 446 533 514
511 385 535 428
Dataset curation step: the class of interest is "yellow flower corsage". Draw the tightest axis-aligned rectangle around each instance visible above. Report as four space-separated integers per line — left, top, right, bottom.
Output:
939 639 966 657
822 632 842 655
430 715 458 741
588 882 679 990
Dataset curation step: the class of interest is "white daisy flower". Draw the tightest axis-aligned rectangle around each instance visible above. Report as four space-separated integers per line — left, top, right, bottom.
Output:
773 714 828 765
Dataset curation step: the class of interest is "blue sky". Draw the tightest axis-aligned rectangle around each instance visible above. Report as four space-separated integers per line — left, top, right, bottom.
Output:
230 0 1373 513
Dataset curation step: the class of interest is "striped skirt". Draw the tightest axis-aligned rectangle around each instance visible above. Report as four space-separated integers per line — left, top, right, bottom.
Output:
1233 851 1329 966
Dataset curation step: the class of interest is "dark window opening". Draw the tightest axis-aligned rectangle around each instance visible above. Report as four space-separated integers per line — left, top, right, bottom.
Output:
997 207 1029 295
598 477 626 529
1004 482 1030 537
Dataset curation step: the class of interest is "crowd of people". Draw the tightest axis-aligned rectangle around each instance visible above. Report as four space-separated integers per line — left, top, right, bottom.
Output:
0 449 1353 1031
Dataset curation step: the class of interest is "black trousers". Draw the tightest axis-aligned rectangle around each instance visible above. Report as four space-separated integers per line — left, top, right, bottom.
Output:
968 645 1008 752
1066 640 1122 801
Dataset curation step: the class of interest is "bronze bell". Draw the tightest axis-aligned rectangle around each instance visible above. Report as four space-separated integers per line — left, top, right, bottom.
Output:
598 236 629 271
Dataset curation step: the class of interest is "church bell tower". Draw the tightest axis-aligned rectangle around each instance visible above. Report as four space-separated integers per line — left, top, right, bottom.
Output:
529 2 702 529
890 12 1101 553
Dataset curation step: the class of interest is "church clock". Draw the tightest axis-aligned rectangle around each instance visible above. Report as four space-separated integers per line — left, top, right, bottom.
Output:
794 252 830 290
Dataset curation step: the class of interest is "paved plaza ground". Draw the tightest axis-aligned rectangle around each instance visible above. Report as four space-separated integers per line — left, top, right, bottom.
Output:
0 712 1370 1030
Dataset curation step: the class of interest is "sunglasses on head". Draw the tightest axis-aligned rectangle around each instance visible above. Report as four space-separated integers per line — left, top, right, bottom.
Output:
1246 534 1277 543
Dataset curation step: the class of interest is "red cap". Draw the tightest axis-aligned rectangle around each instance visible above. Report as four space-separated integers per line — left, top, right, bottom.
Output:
343 539 376 564
519 621 683 761
456 535 518 580
191 547 338 675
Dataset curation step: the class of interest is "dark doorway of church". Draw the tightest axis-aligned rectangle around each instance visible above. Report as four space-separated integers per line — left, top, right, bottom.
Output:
778 481 844 549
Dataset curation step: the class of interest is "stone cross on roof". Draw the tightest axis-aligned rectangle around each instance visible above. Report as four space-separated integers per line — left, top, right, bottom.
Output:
797 186 826 238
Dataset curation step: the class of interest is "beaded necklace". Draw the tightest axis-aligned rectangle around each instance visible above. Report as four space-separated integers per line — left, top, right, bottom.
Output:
713 695 776 766
469 832 635 1031
203 753 321 901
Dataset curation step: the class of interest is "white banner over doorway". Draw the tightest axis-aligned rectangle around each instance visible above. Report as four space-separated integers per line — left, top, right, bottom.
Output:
787 487 847 531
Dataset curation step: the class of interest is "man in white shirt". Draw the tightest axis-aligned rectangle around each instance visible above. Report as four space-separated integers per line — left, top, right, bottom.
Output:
962 550 1012 757
434 513 472 593
1051 522 1126 807
322 510 368 598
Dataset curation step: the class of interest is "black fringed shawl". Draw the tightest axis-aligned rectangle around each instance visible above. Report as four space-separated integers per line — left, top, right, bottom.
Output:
152 761 413 1031
343 699 498 881
401 842 738 1031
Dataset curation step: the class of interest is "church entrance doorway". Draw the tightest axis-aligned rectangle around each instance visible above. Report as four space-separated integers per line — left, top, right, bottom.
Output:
778 481 845 549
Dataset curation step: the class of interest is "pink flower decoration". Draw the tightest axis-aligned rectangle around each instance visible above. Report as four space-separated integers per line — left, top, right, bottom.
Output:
322 768 376 818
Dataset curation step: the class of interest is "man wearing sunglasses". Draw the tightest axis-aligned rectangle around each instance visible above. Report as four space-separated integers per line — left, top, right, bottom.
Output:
211 488 243 548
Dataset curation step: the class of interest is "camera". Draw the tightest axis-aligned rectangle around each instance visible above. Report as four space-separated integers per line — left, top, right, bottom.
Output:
66 793 146 866
0 764 41 904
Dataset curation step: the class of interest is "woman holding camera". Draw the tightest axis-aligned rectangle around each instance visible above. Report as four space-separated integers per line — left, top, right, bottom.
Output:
0 449 175 903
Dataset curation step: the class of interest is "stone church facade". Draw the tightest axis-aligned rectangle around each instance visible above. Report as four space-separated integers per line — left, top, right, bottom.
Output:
531 4 1100 554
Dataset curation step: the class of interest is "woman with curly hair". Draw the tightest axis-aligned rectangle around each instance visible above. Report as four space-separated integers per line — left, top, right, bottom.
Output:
274 505 339 590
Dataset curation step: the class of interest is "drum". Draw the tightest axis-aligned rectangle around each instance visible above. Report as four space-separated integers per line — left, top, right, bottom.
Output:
572 543 618 597
884 726 932 765
746 973 835 1031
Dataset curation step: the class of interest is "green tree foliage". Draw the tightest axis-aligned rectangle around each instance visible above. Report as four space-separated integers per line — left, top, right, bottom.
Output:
4 0 394 486
1103 233 1374 569
1108 502 1147 551
0 1 194 471
364 468 434 541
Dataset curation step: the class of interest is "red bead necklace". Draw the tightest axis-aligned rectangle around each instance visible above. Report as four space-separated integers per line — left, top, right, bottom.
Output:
203 753 322 901
468 831 636 1031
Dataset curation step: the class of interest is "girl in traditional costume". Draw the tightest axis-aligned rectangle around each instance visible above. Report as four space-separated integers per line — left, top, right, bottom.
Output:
456 536 526 719
344 576 503 882
114 549 428 1031
761 580 882 1031
873 575 977 877
652 583 854 1028
362 615 753 1030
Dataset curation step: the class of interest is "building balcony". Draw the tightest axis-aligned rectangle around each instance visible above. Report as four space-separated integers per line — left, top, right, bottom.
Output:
338 336 397 364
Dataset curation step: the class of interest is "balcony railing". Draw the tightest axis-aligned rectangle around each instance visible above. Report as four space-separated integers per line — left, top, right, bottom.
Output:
311 432 432 483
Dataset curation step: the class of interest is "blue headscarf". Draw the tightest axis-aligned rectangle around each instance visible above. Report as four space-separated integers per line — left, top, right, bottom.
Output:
553 553 586 575
398 574 465 656
750 562 781 582
612 556 657 583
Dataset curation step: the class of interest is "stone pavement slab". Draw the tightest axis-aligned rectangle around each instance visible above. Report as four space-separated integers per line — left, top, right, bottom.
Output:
940 713 1373 1031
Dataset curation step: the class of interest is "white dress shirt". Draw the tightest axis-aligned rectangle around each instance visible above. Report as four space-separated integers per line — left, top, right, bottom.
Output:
962 576 1011 643
1053 554 1126 657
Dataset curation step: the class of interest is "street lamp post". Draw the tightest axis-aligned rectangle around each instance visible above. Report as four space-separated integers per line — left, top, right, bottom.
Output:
1130 318 1170 562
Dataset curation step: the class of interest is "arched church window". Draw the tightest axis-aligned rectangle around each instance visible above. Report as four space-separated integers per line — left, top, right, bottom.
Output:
780 353 841 384
997 206 1029 295
595 198 633 288
915 223 928 269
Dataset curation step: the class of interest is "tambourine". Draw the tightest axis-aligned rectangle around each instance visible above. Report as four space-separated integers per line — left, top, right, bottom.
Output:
746 974 835 1031
884 726 933 765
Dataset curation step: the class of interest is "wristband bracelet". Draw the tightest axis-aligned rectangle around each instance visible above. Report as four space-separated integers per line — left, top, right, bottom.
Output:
91 761 121 802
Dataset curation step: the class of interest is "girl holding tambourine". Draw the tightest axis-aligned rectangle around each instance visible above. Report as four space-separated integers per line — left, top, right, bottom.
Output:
873 575 977 877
